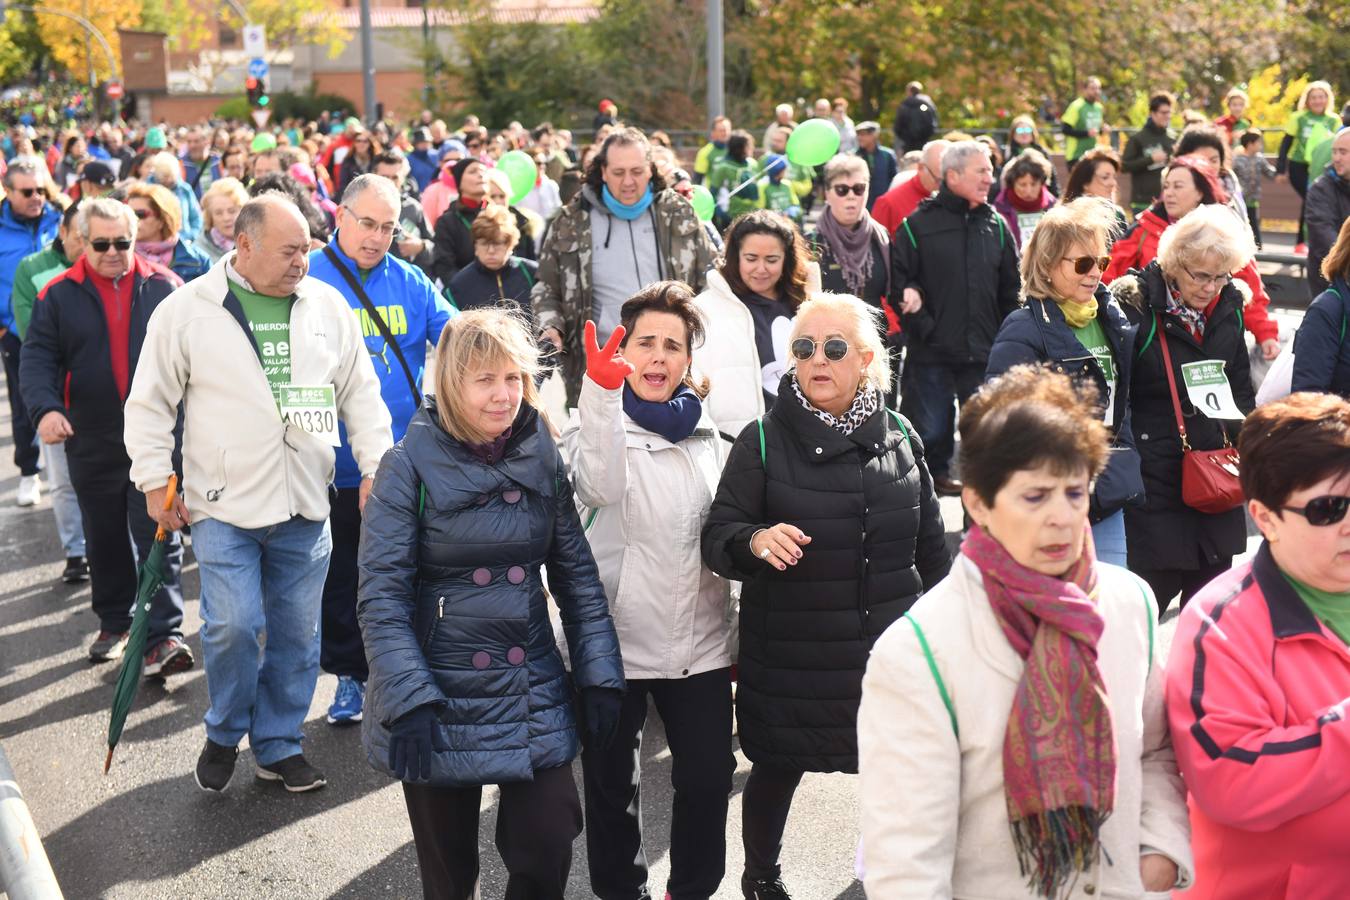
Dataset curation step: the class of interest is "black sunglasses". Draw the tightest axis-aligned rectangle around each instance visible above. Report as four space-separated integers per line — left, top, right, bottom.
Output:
790 337 851 362
133 208 153 219
831 183 867 197
1283 495 1350 527
90 238 133 253
1063 255 1111 275
12 186 39 198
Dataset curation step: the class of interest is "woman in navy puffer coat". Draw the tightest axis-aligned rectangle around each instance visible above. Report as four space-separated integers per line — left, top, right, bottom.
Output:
358 308 624 900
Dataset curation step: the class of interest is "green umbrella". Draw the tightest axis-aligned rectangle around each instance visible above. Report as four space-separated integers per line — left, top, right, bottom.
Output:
104 475 178 774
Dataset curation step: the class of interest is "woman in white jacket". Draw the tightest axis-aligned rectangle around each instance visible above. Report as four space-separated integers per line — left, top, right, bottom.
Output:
857 366 1193 899
563 281 736 900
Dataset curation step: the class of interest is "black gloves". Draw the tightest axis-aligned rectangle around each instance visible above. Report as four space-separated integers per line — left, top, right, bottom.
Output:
581 687 624 750
388 703 445 782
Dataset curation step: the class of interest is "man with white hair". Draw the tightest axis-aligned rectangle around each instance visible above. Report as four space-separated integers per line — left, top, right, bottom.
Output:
1306 127 1350 295
124 193 393 794
872 139 950 234
763 103 798 154
889 140 1021 496
20 198 188 666
306 173 452 727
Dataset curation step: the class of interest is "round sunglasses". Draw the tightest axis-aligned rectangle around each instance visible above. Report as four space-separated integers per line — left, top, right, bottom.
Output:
1283 495 1350 527
790 337 852 362
1063 255 1111 275
831 183 867 197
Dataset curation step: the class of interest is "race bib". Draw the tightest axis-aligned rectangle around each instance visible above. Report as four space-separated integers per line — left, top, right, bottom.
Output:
279 385 340 445
1181 361 1245 420
1016 211 1045 243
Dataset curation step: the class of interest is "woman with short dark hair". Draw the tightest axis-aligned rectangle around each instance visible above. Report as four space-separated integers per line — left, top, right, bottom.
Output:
991 148 1056 251
1166 391 1350 899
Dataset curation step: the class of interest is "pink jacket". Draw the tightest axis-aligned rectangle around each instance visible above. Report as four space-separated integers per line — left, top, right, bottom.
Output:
1166 543 1350 900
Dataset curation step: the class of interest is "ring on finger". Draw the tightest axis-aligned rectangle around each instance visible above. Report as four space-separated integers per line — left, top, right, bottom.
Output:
760 547 772 560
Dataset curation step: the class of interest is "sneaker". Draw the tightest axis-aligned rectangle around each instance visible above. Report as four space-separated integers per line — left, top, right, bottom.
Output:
61 556 90 584
195 738 239 792
255 754 327 793
89 630 130 662
326 676 365 725
143 636 194 677
16 475 40 507
742 875 792 900
1295 242 1309 256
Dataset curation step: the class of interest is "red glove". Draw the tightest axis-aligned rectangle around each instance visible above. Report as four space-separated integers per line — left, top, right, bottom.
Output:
583 320 634 390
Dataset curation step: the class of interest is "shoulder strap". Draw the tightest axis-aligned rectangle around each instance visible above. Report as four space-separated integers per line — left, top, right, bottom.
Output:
904 613 958 738
515 258 535 289
1136 310 1158 359
757 418 766 467
418 482 426 517
1155 313 1191 450
1140 578 1156 675
902 218 917 249
887 408 911 444
322 245 422 410
1330 286 1347 343
992 210 1005 248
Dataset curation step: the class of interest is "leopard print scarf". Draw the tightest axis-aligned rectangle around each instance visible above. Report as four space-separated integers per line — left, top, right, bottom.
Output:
791 374 880 435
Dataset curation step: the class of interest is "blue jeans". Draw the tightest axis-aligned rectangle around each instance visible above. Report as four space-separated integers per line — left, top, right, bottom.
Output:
192 515 332 765
899 361 985 479
1091 510 1128 568
42 442 85 557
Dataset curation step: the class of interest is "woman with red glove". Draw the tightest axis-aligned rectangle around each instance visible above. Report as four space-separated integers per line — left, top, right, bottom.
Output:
562 281 736 900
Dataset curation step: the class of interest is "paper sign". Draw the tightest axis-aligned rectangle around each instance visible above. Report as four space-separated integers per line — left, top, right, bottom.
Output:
242 25 267 58
280 385 340 445
1181 361 1245 420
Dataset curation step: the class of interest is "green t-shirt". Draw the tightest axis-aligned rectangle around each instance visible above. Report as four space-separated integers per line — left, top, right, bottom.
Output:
709 157 761 220
1062 97 1105 162
1071 315 1117 423
1284 572 1350 646
695 142 727 177
231 281 293 404
758 180 801 220
1283 110 1341 165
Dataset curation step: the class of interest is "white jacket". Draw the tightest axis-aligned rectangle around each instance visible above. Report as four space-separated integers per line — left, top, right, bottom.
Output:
562 377 732 679
124 255 392 529
858 556 1193 900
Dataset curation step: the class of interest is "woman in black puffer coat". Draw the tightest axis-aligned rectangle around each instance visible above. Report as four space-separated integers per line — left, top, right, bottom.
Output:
358 308 624 900
701 293 950 899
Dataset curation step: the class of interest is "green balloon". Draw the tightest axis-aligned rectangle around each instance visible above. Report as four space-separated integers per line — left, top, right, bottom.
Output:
786 118 841 167
1307 123 1335 180
691 185 715 221
497 150 536 205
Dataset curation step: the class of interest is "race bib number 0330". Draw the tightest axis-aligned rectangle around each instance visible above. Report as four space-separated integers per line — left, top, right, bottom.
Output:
280 385 340 445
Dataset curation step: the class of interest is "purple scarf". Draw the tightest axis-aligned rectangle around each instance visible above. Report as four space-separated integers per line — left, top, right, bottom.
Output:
135 237 177 268
814 205 890 298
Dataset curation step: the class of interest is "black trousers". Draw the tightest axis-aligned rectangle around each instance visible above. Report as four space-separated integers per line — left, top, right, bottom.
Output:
320 486 368 680
401 764 583 900
1 330 39 476
741 762 805 881
1290 160 1310 243
1246 203 1264 250
583 667 735 900
1134 561 1230 617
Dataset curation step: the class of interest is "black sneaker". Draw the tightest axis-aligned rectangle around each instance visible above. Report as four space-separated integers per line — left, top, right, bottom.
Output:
742 875 792 900
255 754 327 793
195 738 238 792
62 556 89 583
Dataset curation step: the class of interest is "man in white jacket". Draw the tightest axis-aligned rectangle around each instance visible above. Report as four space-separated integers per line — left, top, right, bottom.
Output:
124 194 393 794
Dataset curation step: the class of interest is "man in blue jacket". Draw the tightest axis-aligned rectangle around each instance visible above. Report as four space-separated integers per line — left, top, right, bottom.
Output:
1 157 61 507
855 121 898 211
307 173 454 726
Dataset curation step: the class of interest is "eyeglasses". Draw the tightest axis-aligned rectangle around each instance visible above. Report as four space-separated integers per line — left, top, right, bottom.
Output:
1183 268 1233 288
1063 256 1111 275
1014 126 1034 135
790 337 852 362
343 207 398 236
831 183 867 197
1282 495 1350 527
11 186 40 198
89 237 132 253
133 208 153 219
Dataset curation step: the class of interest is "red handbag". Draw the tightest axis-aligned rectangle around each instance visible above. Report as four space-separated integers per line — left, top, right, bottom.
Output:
1157 317 1244 514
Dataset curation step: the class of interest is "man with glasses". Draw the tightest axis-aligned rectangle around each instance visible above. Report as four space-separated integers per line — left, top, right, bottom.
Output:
20 198 189 666
124 194 392 793
306 174 451 728
1 157 61 507
872 139 949 235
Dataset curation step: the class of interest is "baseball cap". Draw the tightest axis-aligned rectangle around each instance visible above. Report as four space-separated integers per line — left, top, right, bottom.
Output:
856 121 881 133
82 161 116 187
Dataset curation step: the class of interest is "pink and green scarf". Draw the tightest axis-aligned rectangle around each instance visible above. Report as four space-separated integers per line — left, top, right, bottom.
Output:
961 525 1116 899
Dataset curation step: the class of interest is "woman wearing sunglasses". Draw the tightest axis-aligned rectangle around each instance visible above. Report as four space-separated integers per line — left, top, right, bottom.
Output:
807 154 891 331
1166 391 1350 900
126 182 211 283
987 198 1142 567
1109 204 1255 614
1003 114 1061 196
702 292 950 898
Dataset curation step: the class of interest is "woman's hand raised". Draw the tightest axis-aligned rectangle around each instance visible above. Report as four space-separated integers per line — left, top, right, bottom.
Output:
751 523 812 571
583 320 635 390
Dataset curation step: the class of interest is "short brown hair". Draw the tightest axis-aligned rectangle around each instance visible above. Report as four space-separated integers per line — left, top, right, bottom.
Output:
959 365 1111 505
1321 216 1350 285
125 182 182 240
1238 392 1350 511
1062 147 1120 202
470 204 520 247
618 280 710 398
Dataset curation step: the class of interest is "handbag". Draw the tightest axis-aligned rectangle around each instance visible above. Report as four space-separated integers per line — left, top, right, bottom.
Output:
1157 315 1244 514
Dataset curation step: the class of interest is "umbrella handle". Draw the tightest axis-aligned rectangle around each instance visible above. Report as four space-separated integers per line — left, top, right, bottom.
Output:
153 473 179 542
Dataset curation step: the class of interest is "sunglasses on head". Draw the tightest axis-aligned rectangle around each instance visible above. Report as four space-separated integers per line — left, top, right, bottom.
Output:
90 238 132 253
790 337 852 362
12 186 39 198
831 183 867 197
1283 495 1350 527
1063 255 1111 275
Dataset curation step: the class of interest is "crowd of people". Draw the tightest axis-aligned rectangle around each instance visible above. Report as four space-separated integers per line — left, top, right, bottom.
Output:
3 73 1350 900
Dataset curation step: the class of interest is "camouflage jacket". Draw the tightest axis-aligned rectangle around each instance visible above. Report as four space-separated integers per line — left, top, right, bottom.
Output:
531 184 716 405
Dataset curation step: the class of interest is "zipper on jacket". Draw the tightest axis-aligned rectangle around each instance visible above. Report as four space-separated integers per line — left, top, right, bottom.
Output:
421 596 445 652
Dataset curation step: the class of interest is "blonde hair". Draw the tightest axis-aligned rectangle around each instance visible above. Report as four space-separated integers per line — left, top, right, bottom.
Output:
1156 203 1254 277
789 292 891 393
1298 81 1336 113
148 151 182 187
126 181 182 240
1020 197 1120 301
200 177 248 231
434 308 541 444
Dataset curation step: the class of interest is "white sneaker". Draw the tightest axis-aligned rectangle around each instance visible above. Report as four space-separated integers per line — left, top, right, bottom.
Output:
16 475 40 507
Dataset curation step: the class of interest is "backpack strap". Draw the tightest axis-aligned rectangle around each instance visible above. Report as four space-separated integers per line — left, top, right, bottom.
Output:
1137 577 1155 675
757 418 766 466
902 218 917 249
515 258 535 289
993 211 1006 249
904 613 958 738
1136 311 1158 359
418 483 426 517
887 409 911 444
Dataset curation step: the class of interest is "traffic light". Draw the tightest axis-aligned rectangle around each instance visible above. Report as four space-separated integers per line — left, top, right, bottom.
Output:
246 76 269 108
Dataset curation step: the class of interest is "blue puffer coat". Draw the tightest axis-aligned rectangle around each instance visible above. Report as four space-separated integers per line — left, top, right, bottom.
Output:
357 398 624 786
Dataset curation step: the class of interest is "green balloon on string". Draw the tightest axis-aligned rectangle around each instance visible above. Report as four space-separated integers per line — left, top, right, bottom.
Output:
690 185 715 221
786 119 841 167
496 150 537 205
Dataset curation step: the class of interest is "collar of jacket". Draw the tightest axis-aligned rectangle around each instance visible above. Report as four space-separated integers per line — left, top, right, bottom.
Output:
934 184 981 214
767 372 899 460
1251 541 1330 639
415 396 553 495
0 198 60 234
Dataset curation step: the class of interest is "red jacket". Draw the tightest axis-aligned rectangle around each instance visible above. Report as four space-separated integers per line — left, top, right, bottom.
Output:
871 173 932 237
1166 543 1350 900
1104 204 1277 343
